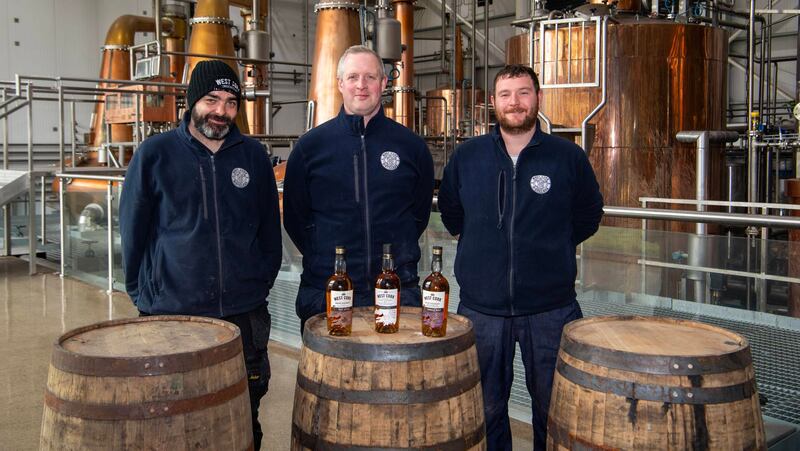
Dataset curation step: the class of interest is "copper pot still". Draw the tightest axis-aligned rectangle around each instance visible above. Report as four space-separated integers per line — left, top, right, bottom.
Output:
506 18 728 231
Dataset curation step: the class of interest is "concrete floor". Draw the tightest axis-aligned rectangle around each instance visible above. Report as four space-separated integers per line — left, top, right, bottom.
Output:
0 257 532 450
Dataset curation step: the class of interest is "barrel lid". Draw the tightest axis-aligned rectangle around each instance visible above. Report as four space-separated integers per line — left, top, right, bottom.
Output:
51 315 242 376
303 307 475 362
565 315 747 356
561 316 751 375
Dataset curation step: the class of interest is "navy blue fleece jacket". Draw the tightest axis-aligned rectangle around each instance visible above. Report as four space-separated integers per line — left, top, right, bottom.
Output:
283 107 434 299
120 114 282 317
438 123 603 316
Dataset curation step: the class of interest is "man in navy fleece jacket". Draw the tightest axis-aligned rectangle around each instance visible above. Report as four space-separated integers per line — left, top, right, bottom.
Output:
438 65 604 450
283 46 434 329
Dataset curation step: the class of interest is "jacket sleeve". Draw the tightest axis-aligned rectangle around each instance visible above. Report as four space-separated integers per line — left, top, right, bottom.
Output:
572 150 604 245
261 154 283 290
438 147 464 237
119 149 154 305
282 142 312 254
413 140 435 237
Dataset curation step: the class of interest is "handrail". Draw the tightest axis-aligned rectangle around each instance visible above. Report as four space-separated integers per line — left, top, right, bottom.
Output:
603 206 800 229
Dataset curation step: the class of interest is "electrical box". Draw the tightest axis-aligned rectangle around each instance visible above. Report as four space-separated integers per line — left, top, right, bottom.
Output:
104 78 177 124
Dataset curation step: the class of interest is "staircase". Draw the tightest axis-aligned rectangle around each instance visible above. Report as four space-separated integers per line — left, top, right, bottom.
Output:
0 170 29 207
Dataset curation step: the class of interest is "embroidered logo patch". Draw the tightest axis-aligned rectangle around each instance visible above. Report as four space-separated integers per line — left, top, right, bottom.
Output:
380 151 400 171
231 168 250 188
530 175 551 194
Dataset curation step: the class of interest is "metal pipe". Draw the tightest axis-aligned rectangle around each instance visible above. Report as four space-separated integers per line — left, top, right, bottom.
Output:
602 206 800 228
160 51 307 69
58 83 64 174
471 1 477 137
40 175 45 246
483 0 489 126
2 89 8 257
154 0 163 50
70 102 76 168
26 83 34 275
106 181 114 294
441 0 447 73
747 0 758 210
58 172 64 276
580 17 608 152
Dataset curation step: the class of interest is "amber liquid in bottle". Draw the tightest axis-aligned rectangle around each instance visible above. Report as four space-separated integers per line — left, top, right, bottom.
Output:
375 243 401 333
326 246 354 336
422 246 449 337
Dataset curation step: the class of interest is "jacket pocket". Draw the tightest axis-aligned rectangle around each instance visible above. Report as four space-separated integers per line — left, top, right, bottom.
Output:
151 239 164 294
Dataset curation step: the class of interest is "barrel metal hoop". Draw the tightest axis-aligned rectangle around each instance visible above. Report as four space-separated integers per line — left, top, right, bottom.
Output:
556 359 756 405
547 418 609 451
44 376 248 420
188 16 234 27
302 328 476 362
296 368 480 404
560 334 752 375
314 1 360 12
292 422 486 451
50 316 243 376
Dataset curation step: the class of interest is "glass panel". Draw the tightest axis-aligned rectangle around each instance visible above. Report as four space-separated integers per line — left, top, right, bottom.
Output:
62 180 112 289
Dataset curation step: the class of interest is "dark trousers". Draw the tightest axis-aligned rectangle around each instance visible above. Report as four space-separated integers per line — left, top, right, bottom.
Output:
457 301 582 451
139 305 272 451
295 283 422 332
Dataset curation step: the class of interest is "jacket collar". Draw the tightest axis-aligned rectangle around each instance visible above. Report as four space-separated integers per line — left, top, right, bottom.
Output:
491 119 544 162
336 105 387 136
178 111 244 154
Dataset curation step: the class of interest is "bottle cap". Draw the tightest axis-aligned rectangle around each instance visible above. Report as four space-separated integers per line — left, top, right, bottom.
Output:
432 245 442 255
335 246 346 255
382 243 392 255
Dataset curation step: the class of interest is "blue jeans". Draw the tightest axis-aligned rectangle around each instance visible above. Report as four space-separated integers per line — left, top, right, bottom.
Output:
457 301 582 451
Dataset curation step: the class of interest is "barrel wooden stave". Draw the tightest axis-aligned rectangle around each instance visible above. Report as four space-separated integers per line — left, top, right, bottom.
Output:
547 316 766 451
291 307 486 450
40 316 253 451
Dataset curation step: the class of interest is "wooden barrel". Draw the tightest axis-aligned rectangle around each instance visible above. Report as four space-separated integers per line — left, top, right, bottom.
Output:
40 316 253 450
292 306 486 450
547 316 766 450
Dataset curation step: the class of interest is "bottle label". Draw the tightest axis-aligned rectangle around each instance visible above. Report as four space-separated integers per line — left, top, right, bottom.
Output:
375 289 398 326
330 290 353 310
375 289 398 307
422 290 445 311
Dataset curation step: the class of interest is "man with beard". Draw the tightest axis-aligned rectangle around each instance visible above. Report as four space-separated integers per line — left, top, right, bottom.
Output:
120 60 281 450
438 64 604 450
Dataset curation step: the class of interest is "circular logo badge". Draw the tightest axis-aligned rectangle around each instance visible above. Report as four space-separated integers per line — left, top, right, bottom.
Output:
231 168 250 188
380 151 400 171
530 175 551 194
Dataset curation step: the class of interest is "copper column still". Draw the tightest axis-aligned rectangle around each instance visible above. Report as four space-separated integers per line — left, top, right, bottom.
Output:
425 26 485 137
162 4 188 83
309 0 361 126
186 0 250 134
90 15 172 151
240 0 269 135
390 0 415 128
505 18 728 231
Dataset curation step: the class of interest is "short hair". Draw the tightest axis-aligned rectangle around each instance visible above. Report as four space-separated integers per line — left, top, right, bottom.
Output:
493 65 540 93
336 45 386 80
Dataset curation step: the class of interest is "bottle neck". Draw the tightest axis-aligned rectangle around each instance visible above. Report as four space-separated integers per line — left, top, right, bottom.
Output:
431 255 442 274
382 255 394 272
335 254 347 274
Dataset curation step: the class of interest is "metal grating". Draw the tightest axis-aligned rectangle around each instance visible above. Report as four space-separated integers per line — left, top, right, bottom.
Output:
266 278 800 427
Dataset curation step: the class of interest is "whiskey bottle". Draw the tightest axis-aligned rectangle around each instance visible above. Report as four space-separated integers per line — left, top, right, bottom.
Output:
422 246 449 337
326 246 354 336
374 243 400 333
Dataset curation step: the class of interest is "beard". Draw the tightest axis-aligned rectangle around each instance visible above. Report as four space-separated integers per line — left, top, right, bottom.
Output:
497 107 537 135
191 109 233 140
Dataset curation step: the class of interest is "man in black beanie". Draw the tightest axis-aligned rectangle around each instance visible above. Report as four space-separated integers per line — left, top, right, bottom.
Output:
120 59 282 450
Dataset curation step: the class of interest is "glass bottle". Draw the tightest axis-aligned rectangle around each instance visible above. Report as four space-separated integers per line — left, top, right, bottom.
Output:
422 246 449 337
375 243 400 333
326 246 354 336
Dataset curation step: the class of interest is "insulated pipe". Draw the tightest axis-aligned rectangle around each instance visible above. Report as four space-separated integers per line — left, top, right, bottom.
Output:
676 130 739 302
392 0 415 128
747 0 757 210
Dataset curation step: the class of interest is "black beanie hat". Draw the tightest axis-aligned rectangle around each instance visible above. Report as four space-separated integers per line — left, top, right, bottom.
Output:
186 60 242 112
